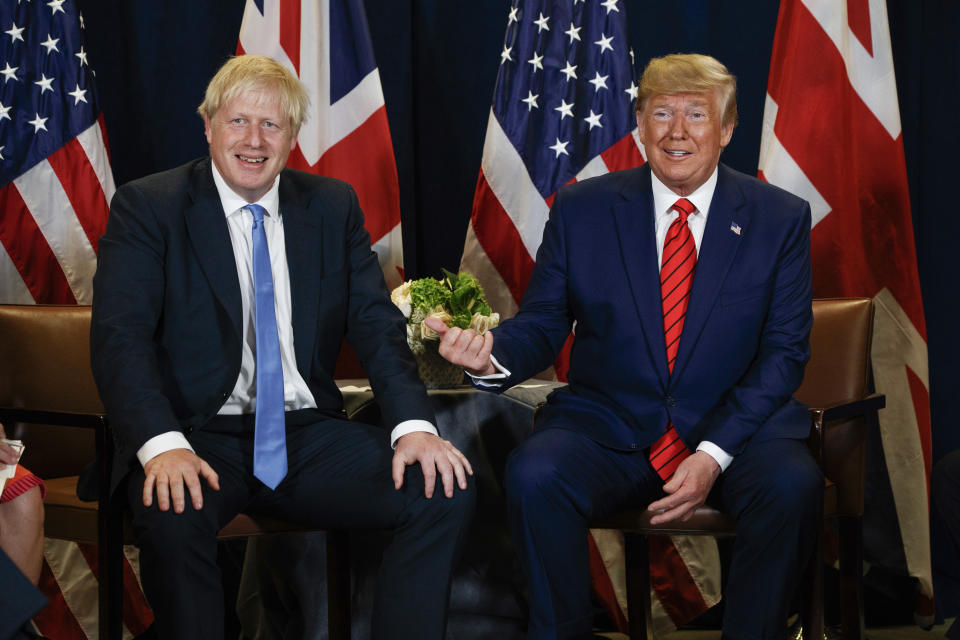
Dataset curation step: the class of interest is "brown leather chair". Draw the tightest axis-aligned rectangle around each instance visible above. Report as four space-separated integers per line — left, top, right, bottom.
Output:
590 297 884 640
0 304 350 640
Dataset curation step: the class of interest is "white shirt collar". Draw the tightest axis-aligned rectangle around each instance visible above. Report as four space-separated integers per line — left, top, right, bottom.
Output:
650 166 719 220
210 160 281 219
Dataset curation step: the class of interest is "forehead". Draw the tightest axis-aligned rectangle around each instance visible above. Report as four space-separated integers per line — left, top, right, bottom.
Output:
217 87 287 120
644 91 720 111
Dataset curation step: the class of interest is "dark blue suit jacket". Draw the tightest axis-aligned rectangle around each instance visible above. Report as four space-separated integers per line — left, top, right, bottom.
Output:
490 163 813 456
91 157 433 490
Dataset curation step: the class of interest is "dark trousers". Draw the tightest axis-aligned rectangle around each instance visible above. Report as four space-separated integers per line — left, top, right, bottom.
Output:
932 450 960 640
126 410 476 640
505 427 822 640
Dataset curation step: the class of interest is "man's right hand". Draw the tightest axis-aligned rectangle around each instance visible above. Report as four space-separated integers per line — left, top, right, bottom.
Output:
423 317 497 377
142 448 220 513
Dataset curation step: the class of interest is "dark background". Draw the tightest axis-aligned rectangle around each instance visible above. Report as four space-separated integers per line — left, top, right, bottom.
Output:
72 0 959 594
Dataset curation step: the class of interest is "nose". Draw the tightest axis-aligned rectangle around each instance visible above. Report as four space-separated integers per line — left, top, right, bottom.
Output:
669 116 687 139
245 124 261 148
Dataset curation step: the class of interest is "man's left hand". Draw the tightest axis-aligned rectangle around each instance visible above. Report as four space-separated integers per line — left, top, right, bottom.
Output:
392 432 474 499
647 451 721 525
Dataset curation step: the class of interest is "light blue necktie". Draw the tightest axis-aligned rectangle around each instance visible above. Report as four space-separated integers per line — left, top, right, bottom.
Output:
248 204 287 489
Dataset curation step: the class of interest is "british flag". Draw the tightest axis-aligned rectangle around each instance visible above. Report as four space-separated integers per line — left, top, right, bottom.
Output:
759 0 933 623
237 0 404 289
459 0 721 633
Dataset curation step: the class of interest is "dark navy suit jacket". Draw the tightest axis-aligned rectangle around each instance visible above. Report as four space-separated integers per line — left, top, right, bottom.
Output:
490 163 813 456
91 157 433 491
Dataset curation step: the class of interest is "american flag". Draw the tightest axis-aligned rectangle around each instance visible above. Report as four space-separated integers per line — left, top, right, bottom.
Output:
237 0 404 289
460 0 720 633
759 0 933 624
0 0 113 304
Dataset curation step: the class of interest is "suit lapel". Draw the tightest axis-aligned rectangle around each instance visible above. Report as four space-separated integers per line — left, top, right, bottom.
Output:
612 166 669 388
184 159 243 340
672 164 750 381
279 173 322 376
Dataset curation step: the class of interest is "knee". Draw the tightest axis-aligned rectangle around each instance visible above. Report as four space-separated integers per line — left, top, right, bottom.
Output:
3 485 45 532
504 446 564 507
748 460 823 522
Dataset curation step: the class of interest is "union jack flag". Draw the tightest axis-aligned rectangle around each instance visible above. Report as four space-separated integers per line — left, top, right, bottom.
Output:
0 0 114 304
237 0 404 289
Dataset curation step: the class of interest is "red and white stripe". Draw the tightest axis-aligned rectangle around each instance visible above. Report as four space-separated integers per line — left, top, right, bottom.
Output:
238 0 404 288
33 539 153 639
463 110 721 632
0 118 113 305
760 0 932 607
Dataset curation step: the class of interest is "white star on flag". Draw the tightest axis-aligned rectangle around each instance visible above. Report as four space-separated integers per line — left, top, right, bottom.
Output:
522 91 539 111
554 99 574 119
68 84 87 104
595 33 614 54
534 12 550 32
549 137 569 157
589 71 609 91
584 110 603 130
34 73 54 93
28 112 48 132
40 34 59 54
528 51 544 71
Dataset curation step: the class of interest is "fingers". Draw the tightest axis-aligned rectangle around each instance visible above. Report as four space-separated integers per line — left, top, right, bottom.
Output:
422 461 438 499
183 470 204 511
436 326 495 375
142 474 155 508
169 473 187 513
422 317 450 338
199 461 220 492
392 451 406 490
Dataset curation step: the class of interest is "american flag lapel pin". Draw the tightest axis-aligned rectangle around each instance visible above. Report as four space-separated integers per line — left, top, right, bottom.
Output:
730 222 742 236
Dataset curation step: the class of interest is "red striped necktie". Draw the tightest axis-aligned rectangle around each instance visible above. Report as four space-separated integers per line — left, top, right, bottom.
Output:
649 198 697 480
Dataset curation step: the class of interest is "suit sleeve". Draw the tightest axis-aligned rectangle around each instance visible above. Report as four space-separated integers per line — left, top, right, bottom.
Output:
90 184 181 455
487 190 576 385
696 201 813 455
338 187 435 427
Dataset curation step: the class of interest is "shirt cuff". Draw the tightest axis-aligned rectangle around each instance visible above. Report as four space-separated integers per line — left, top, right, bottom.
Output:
696 441 734 472
466 354 511 388
136 431 195 467
390 419 439 449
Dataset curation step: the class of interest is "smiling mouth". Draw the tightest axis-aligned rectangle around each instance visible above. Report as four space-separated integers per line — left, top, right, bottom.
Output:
237 154 266 164
665 150 691 158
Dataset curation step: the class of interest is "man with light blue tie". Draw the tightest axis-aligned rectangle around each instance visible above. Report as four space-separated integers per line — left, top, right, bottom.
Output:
91 54 474 640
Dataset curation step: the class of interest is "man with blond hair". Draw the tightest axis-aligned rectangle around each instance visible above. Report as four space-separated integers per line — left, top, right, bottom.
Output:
92 54 474 639
429 53 820 639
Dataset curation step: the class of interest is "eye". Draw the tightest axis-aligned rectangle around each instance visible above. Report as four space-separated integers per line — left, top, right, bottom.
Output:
230 118 246 125
687 110 707 121
652 110 671 121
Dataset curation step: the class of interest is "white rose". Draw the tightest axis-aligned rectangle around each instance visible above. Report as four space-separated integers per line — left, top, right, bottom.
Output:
421 308 453 340
390 281 412 318
468 312 499 334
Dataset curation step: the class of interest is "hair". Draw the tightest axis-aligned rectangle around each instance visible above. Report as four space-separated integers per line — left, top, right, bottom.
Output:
197 55 310 134
635 53 738 128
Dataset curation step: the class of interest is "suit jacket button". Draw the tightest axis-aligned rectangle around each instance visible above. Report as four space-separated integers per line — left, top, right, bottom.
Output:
665 395 677 407
629 444 638 450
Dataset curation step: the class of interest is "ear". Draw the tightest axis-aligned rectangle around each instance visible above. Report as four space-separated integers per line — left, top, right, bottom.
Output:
203 116 213 145
635 111 646 144
719 121 734 148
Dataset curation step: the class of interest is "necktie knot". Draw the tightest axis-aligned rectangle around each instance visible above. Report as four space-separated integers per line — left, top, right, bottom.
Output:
248 203 266 226
670 198 695 223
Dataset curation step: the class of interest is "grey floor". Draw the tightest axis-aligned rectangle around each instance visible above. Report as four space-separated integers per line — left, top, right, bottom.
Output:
596 619 956 639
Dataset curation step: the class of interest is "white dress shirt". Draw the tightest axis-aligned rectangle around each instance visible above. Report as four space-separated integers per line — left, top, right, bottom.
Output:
470 168 733 472
136 163 435 466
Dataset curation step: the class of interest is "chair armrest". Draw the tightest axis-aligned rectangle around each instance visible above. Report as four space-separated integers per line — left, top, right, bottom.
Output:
810 393 886 423
806 393 885 465
0 406 106 429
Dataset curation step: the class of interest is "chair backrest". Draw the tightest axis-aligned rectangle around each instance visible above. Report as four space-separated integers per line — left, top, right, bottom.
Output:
795 298 873 408
0 304 101 477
